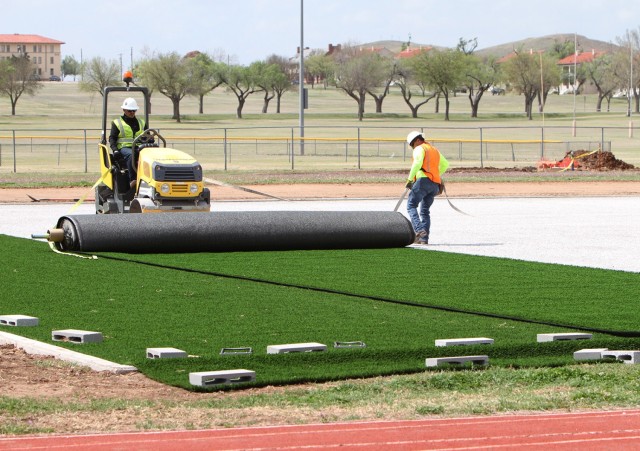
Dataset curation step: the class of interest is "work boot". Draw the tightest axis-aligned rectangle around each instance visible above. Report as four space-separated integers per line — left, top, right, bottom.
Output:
417 234 429 245
414 230 427 244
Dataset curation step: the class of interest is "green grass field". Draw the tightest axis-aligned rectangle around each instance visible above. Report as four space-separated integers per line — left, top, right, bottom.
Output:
2 234 638 391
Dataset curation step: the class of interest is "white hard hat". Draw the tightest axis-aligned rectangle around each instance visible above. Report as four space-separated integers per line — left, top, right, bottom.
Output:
406 131 423 146
121 97 139 111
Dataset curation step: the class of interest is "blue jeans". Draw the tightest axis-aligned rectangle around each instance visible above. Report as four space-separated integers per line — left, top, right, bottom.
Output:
406 177 439 236
118 147 135 182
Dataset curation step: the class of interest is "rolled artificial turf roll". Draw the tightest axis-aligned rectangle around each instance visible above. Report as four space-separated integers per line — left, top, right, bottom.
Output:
51 211 415 253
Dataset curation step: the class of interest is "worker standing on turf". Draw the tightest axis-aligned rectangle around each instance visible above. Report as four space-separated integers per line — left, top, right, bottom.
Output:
109 97 147 189
404 131 449 245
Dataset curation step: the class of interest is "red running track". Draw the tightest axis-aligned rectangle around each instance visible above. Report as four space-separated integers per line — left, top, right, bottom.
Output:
1 410 639 450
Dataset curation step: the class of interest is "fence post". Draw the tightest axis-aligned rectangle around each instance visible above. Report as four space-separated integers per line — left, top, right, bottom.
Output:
12 130 16 173
84 129 88 173
540 127 545 159
479 127 484 168
357 127 361 169
223 128 228 171
291 128 295 170
601 127 605 150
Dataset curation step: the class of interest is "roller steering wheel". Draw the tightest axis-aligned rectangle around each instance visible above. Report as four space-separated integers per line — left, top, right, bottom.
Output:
131 129 165 169
132 129 161 148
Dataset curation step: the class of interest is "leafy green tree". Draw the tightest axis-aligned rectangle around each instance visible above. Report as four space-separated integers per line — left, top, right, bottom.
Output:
305 53 335 89
61 55 80 81
503 50 560 119
549 38 577 60
412 49 466 120
615 29 640 113
583 54 618 112
184 52 224 114
220 64 261 119
265 55 294 112
461 54 501 117
503 51 539 119
78 57 121 97
0 55 42 115
394 58 436 118
252 61 290 113
142 52 191 122
366 56 399 113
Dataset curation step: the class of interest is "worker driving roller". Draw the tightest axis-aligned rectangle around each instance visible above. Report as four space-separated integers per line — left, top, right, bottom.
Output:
108 96 150 190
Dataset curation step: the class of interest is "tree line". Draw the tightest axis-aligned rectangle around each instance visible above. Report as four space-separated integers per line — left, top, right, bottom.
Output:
2 30 640 120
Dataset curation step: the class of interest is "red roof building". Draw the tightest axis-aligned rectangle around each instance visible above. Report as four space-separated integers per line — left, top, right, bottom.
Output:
0 34 65 79
397 46 431 59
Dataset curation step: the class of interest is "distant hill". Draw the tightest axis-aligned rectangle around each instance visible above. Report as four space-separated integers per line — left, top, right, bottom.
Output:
356 40 440 53
358 34 620 58
475 34 620 58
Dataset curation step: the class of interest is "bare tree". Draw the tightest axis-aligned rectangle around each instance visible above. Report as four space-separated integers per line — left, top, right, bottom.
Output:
333 48 387 121
0 54 42 115
79 57 121 97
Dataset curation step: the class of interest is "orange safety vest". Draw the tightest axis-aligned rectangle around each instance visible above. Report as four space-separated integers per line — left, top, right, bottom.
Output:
418 143 442 185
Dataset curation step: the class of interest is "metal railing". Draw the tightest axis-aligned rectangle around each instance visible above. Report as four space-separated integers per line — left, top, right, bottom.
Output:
0 125 634 174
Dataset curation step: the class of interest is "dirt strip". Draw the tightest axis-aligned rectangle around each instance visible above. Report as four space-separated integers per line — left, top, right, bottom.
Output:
2 180 640 204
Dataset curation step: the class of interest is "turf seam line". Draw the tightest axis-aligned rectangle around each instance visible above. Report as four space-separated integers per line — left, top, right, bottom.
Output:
94 254 640 338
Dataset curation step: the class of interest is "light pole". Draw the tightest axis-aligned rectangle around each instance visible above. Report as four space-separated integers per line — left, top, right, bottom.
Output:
299 0 305 156
628 31 633 118
572 33 577 137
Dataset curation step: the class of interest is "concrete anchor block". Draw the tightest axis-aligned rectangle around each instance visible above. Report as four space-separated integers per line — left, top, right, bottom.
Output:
601 350 640 364
574 348 609 361
146 347 188 359
425 355 489 368
189 369 255 387
435 337 494 347
537 333 592 342
51 329 103 344
267 342 327 354
0 315 39 327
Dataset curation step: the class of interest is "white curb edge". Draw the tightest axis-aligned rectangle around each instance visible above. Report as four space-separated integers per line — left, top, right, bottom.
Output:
0 331 138 374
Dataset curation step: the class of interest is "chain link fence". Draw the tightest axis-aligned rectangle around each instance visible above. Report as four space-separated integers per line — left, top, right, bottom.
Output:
0 125 634 174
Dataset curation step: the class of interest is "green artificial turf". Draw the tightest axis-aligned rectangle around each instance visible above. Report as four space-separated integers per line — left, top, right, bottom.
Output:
1 234 639 390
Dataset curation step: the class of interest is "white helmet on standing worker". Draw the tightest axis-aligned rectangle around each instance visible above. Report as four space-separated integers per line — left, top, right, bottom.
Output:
406 131 423 146
121 97 139 111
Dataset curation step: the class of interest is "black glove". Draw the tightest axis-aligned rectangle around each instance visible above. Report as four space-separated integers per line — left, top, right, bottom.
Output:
405 180 414 189
113 150 121 159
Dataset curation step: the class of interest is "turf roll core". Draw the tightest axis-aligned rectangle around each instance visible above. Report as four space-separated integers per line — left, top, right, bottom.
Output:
51 211 415 253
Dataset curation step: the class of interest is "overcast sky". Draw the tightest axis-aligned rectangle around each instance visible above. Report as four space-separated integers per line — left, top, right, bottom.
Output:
5 0 639 65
